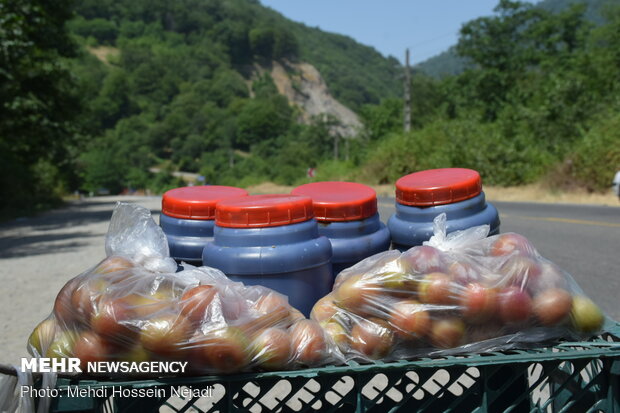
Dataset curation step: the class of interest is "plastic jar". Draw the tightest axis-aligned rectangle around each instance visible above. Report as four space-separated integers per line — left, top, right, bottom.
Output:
291 181 391 277
388 168 500 251
160 186 248 265
202 194 333 316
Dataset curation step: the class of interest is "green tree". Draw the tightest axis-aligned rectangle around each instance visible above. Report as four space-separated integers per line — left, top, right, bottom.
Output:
456 1 556 119
0 0 81 214
92 69 135 130
69 17 118 44
235 96 292 149
249 26 275 59
360 99 402 141
273 27 298 59
79 145 127 194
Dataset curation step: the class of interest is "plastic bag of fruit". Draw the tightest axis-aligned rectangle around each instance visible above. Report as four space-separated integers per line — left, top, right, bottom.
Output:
312 213 609 361
27 203 343 376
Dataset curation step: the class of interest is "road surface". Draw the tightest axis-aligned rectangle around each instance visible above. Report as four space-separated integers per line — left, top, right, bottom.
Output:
378 198 620 322
0 196 618 366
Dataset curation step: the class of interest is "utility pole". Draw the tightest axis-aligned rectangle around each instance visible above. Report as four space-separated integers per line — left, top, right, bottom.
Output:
403 48 411 133
333 134 339 161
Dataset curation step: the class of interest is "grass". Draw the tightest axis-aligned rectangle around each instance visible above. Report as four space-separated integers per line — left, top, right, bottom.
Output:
246 182 620 207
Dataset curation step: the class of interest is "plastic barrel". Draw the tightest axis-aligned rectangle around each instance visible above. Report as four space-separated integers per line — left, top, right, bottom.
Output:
202 194 333 316
291 182 391 278
160 185 248 265
388 168 500 252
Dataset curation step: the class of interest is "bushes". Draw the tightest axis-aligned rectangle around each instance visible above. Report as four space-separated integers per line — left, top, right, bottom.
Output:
571 112 620 192
69 17 118 44
0 155 65 218
357 118 554 186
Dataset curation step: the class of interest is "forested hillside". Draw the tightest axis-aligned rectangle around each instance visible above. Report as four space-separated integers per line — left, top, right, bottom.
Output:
353 0 620 192
416 0 614 78
67 0 403 196
2 0 619 218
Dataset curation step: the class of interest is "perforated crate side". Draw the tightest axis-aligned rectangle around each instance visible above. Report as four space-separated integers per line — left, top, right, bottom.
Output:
50 323 620 413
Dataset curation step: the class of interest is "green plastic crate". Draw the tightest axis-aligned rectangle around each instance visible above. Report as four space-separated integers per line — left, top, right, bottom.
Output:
48 322 620 413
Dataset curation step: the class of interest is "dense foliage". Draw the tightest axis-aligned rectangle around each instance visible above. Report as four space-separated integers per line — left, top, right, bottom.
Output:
417 0 611 78
352 0 620 191
0 0 81 215
2 0 619 218
67 0 402 195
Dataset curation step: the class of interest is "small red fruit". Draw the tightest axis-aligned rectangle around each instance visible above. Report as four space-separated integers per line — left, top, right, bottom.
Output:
334 275 380 315
180 285 218 324
460 283 498 323
71 278 109 324
499 256 542 288
499 287 533 324
532 288 573 326
490 233 535 257
388 299 431 339
401 246 445 274
311 295 338 324
350 318 394 360
418 273 457 305
192 328 250 373
447 261 479 286
93 256 135 275
322 320 349 350
116 293 170 319
430 318 466 349
290 320 327 366
251 328 292 370
74 331 112 369
527 262 568 295
91 298 137 343
140 314 192 359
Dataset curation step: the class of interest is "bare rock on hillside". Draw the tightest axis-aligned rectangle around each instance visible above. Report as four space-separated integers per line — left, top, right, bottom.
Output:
268 60 362 138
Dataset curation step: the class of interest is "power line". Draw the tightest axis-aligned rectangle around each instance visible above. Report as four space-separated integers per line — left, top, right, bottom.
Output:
403 48 411 133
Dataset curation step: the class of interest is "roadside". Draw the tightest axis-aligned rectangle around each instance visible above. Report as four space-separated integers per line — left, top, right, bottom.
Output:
0 196 162 366
0 192 617 367
247 182 620 207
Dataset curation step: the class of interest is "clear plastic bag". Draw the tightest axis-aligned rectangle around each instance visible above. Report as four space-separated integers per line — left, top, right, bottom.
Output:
313 213 608 362
27 203 342 376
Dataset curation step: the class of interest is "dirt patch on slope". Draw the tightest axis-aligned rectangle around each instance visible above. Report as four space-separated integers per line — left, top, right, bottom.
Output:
267 60 362 137
87 46 119 65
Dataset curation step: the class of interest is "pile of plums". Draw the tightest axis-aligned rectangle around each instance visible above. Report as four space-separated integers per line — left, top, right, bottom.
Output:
28 256 339 375
311 233 605 361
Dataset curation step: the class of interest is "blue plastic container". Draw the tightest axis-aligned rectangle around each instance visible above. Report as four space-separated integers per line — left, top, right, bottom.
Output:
291 182 391 277
388 168 500 251
202 195 333 316
160 186 248 265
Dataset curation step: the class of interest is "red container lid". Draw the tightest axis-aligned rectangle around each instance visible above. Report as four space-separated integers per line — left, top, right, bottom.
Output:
215 194 314 228
162 186 249 220
395 168 482 207
291 182 377 222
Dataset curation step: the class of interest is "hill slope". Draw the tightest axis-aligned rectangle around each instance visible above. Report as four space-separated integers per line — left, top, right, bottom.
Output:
416 0 614 78
70 0 401 192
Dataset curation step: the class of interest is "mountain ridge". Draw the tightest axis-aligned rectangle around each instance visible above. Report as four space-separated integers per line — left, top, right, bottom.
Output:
416 0 613 78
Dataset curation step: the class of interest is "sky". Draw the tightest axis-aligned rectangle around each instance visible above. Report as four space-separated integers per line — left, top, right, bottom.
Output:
260 0 535 65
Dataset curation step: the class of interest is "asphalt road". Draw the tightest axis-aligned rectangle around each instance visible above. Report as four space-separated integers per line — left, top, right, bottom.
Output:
0 196 618 366
378 198 620 321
